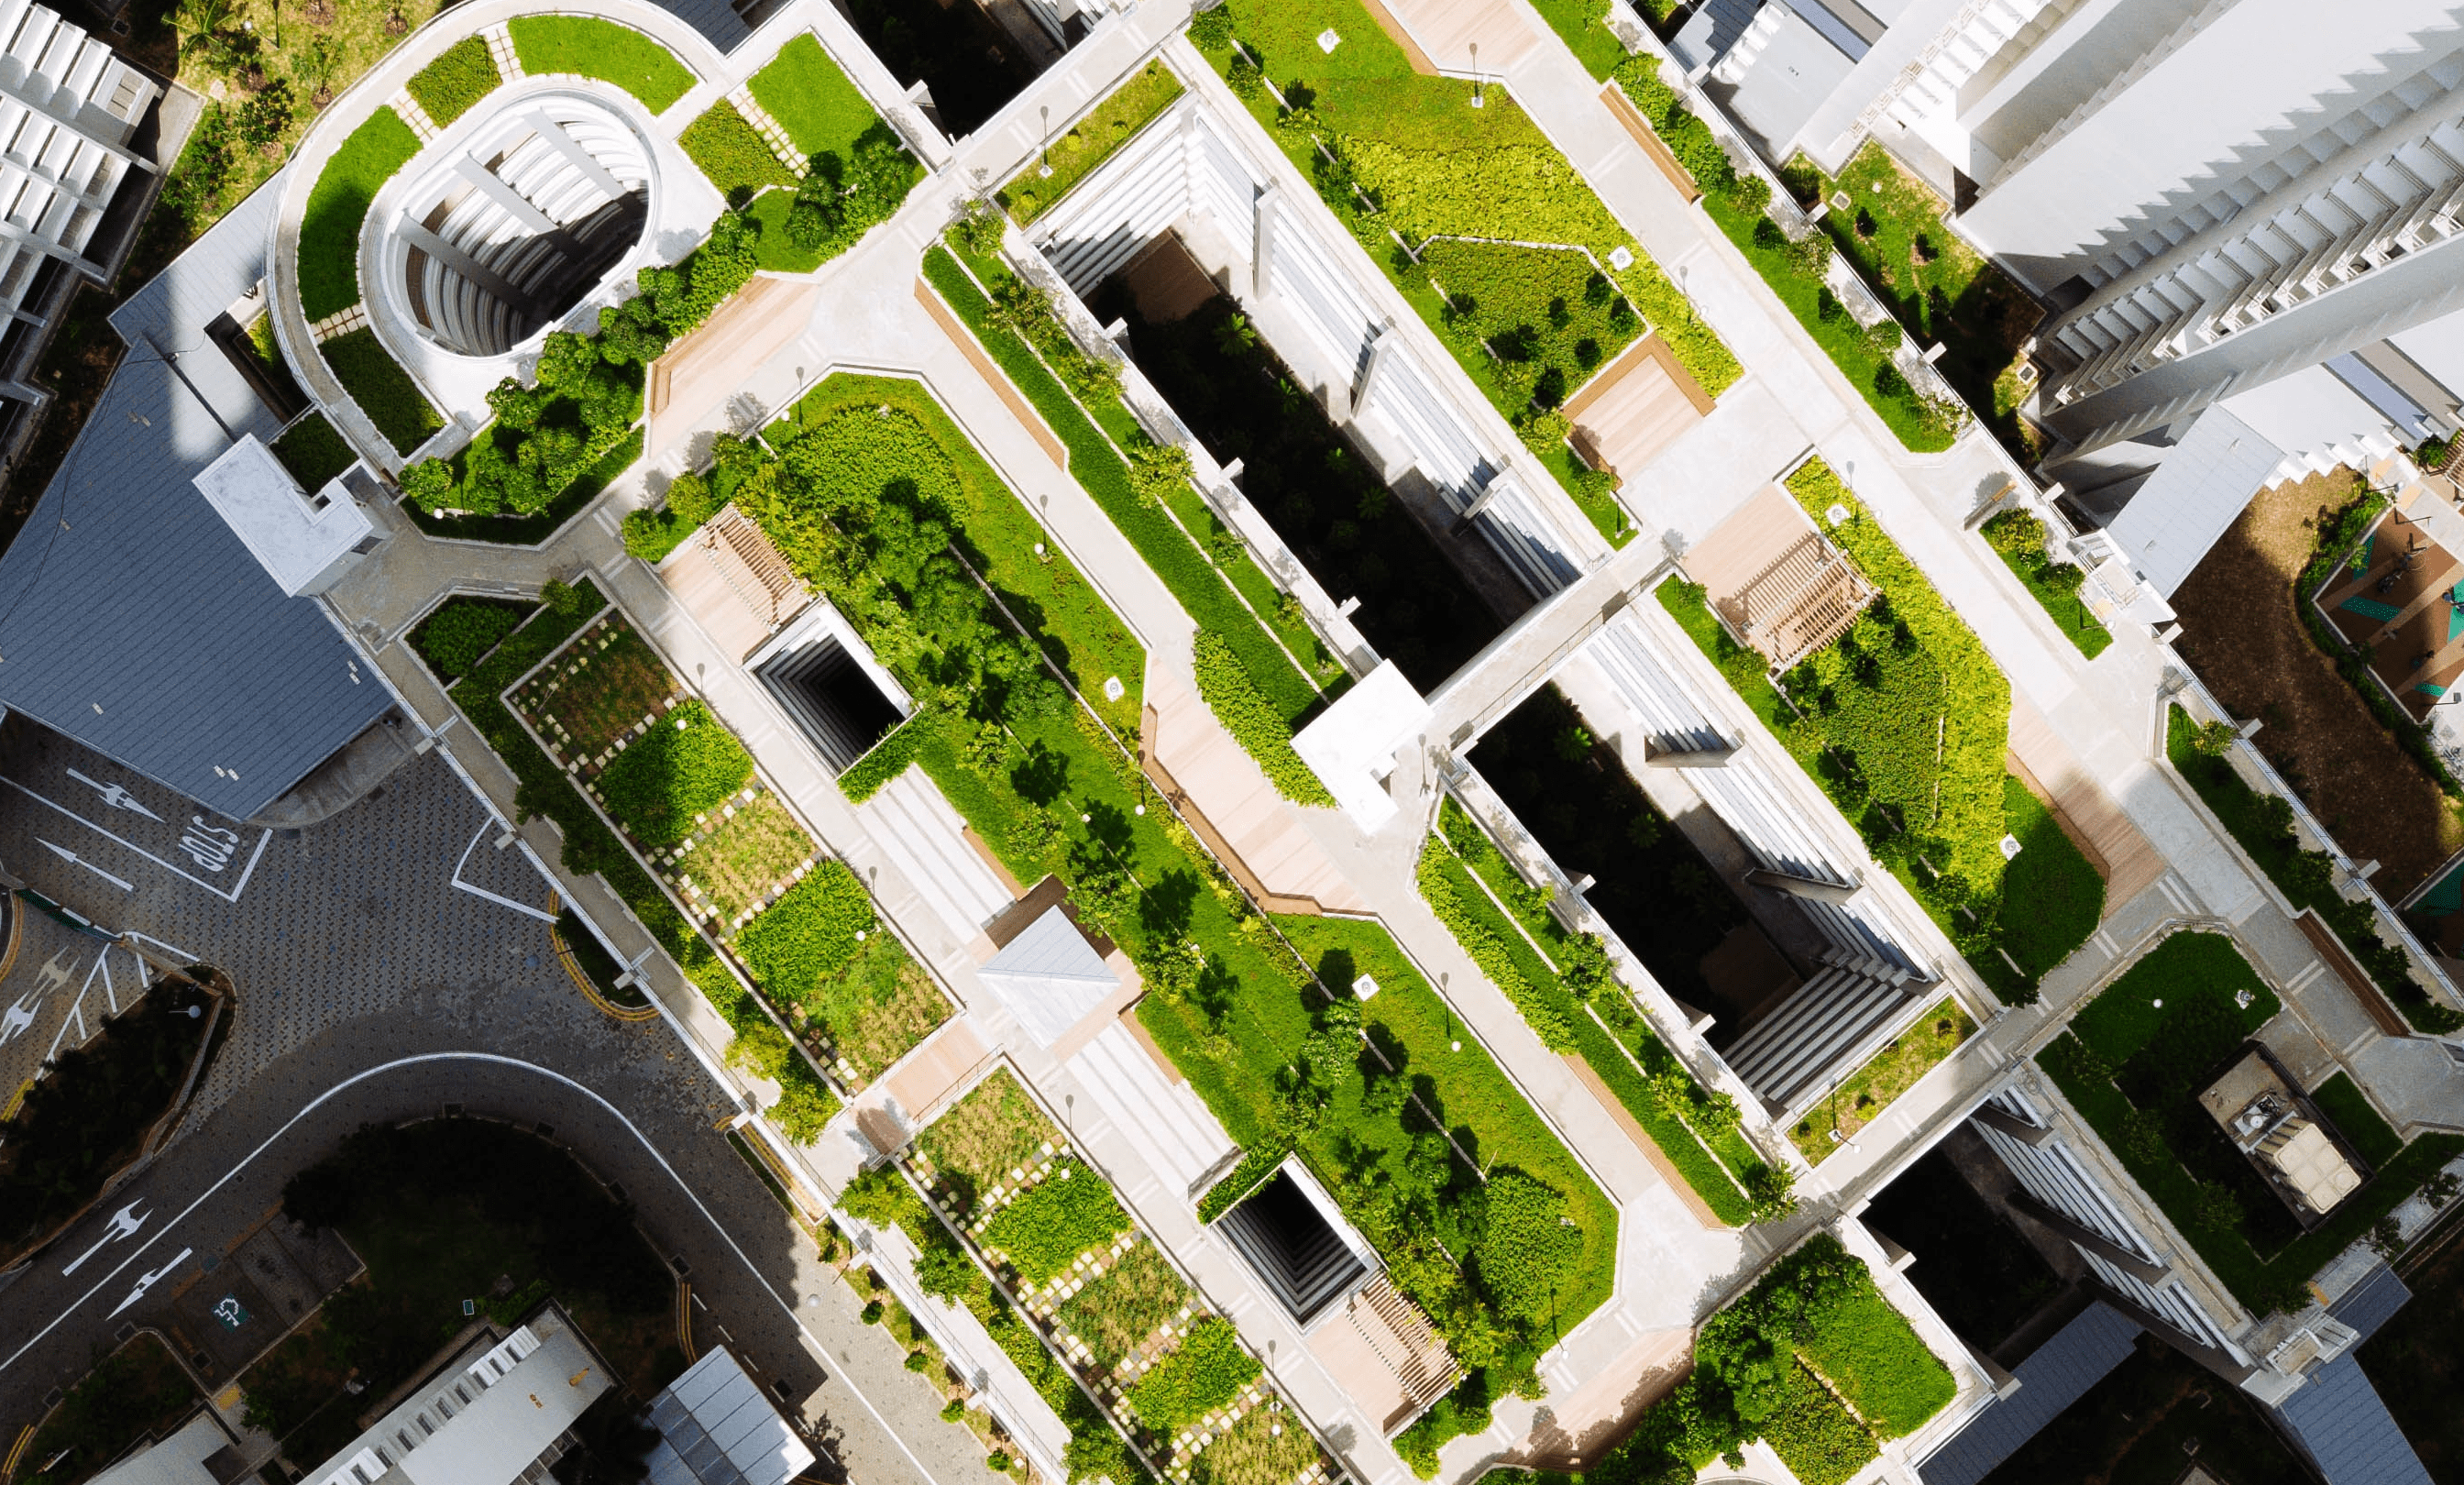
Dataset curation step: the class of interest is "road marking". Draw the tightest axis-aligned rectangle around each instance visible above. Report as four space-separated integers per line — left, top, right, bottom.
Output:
0 1053 959 1485
66 768 163 821
61 1202 148 1276
0 991 37 1047
449 821 558 923
37 839 134 893
0 775 270 903
108 1247 192 1317
41 994 86 1062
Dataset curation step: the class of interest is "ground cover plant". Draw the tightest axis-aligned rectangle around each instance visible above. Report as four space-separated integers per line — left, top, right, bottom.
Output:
299 106 422 320
1859 1147 2061 1355
786 919 949 1085
622 465 728 563
595 698 756 847
1607 58 1963 452
1526 0 1631 78
1192 1397 1319 1485
748 33 880 157
2166 705 2464 1032
917 1070 1063 1211
1194 0 1736 523
1097 287 1503 689
508 16 695 113
734 371 1614 1390
733 860 870 1002
405 35 500 127
2309 1071 2402 1168
981 1160 1132 1284
1980 509 2109 658
263 1118 678 1460
1053 1239 1194 1368
2038 930 2464 1313
681 100 796 199
1468 685 1745 1016
407 594 529 682
929 234 1338 782
1788 998 1973 1162
15 1333 198 1485
1002 60 1185 224
272 410 356 490
1126 1317 1260 1436
673 788 818 932
1785 142 2044 462
526 617 683 764
1420 802 1781 1225
0 977 217 1262
437 579 841 1142
321 325 443 455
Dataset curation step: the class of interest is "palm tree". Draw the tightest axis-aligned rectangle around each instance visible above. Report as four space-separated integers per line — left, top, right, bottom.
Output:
173 0 250 78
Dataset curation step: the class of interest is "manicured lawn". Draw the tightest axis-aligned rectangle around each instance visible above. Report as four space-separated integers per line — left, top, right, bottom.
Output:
272 410 356 489
1788 143 2045 464
1789 997 1973 1163
1001 60 1184 224
321 326 443 456
526 619 684 763
748 32 881 158
298 107 422 321
1998 775 2106 981
17 1334 199 1485
406 35 500 127
1982 509 2111 658
1528 0 1631 79
680 100 796 199
2039 930 2464 1314
509 16 696 113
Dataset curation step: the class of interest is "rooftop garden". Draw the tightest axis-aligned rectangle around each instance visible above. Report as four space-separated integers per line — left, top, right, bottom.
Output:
1980 509 2111 658
1421 796 1788 1225
1658 457 2104 1004
1779 143 2046 463
417 578 842 1142
2166 706 2464 1034
1001 60 1185 225
1090 280 1505 690
506 16 696 114
1510 1233 1954 1485
686 37 922 273
1193 0 1738 539
1788 997 1973 1163
1608 59 1964 452
847 1068 1325 1485
2037 930 2464 1314
271 410 357 490
927 230 1340 801
719 369 1615 1402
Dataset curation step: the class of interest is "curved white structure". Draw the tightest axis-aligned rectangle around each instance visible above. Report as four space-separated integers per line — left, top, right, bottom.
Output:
381 93 658 359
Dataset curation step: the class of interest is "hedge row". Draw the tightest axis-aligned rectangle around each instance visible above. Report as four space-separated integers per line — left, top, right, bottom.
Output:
1193 633 1334 805
439 580 841 1141
2165 706 2464 1033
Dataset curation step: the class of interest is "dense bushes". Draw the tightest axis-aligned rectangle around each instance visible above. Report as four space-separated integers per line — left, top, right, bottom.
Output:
323 327 443 456
1193 633 1333 805
771 124 921 264
271 412 356 490
982 1162 1133 1283
1125 1318 1260 1435
405 36 500 127
2166 706 2464 1032
1981 509 2111 658
734 860 875 1003
408 596 526 680
596 698 756 846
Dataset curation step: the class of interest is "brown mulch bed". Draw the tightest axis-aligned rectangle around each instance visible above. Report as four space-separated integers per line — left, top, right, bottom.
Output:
2171 468 2464 900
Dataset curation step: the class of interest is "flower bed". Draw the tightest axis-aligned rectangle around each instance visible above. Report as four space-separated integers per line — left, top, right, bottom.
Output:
1002 60 1185 225
2166 705 2464 1033
1981 509 2110 658
1195 0 1735 524
506 16 695 113
2037 930 2464 1314
1788 998 1972 1163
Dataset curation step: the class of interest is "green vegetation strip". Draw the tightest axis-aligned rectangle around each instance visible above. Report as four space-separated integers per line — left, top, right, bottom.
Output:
271 411 356 490
322 326 443 456
682 100 797 198
2166 706 2463 1033
748 32 885 157
2039 931 2464 1314
405 36 501 128
298 105 420 321
406 429 643 544
1002 60 1184 225
508 16 696 114
432 580 842 1141
1981 509 2111 658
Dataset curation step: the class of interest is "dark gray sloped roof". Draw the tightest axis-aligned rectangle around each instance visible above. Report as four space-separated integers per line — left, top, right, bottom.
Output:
2275 1352 2434 1485
0 173 390 821
1920 1302 2141 1485
656 0 749 55
2326 1261 2412 1344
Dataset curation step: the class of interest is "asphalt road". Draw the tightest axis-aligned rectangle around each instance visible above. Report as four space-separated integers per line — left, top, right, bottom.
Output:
0 720 998 1485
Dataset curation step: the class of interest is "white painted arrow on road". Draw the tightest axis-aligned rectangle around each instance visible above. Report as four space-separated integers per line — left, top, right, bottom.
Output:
36 839 133 893
62 1202 148 1277
109 1247 192 1317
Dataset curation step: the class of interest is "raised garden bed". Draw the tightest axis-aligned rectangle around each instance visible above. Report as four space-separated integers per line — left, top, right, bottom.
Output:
2038 930 2464 1314
1002 60 1185 225
506 16 694 113
1980 509 2110 658
1788 997 1973 1163
322 326 443 456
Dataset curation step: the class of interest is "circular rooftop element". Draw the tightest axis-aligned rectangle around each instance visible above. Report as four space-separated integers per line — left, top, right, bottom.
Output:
383 94 656 359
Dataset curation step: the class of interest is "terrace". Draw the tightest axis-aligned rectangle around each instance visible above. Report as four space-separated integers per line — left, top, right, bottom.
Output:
2315 505 2464 722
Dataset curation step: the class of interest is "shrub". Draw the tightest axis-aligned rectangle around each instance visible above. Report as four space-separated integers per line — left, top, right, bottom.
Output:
1193 633 1334 806
681 100 796 199
1188 5 1233 50
271 412 355 490
405 37 500 127
981 1163 1132 1284
411 598 525 680
735 861 877 1003
323 327 442 456
1762 1362 1879 1485
1126 1317 1260 1435
597 698 756 845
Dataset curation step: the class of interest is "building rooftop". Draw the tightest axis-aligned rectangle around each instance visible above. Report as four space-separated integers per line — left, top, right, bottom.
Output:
977 904 1119 1048
644 1347 815 1485
192 434 372 598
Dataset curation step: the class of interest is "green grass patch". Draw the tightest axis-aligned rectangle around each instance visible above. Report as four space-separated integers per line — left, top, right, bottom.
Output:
1788 997 1973 1164
297 105 420 320
1527 0 1631 79
681 100 797 198
525 618 681 762
2308 1072 2401 1168
596 698 756 847
2166 704 2464 1032
321 326 443 456
1997 775 2105 978
509 16 696 113
735 859 874 1003
2039 930 2464 1314
405 35 500 127
272 411 356 489
792 930 951 1087
748 32 882 157
981 1161 1132 1284
1001 60 1184 225
408 595 530 683
1125 1316 1260 1436
1053 1240 1192 1369
915 1068 1063 1214
1981 509 2110 657
676 790 816 931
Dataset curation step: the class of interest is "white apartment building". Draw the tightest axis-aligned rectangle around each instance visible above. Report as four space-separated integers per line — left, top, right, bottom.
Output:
1676 0 2464 511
